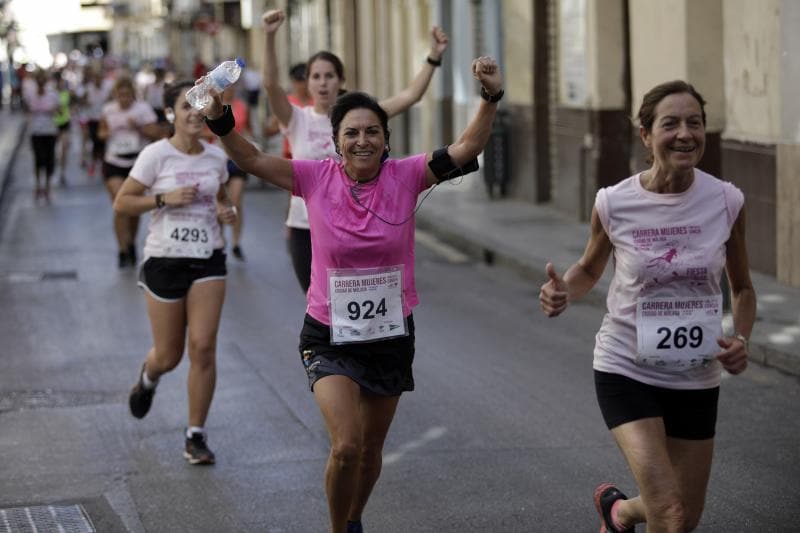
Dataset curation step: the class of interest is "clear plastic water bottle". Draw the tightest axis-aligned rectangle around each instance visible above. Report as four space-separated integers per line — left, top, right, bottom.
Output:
185 57 246 110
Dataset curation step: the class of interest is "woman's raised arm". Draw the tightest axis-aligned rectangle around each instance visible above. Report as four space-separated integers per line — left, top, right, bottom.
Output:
261 9 294 127
424 56 503 186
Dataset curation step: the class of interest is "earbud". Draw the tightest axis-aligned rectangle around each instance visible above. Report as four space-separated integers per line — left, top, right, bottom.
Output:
165 109 175 123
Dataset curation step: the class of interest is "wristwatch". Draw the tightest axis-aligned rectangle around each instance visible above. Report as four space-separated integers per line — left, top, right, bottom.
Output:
733 332 749 351
480 87 504 103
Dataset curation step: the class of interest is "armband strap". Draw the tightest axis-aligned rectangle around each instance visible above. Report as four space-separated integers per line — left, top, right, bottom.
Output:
428 146 479 183
426 56 442 67
204 105 235 137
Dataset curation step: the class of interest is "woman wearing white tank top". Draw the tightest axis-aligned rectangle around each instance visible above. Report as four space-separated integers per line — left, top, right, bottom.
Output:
540 81 756 533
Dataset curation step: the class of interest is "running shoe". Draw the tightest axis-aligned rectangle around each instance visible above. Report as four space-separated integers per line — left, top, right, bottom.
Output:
184 432 216 465
128 363 156 419
128 244 137 266
346 520 363 533
594 483 634 533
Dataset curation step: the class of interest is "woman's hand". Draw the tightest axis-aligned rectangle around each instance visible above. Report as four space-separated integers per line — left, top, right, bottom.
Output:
261 9 285 34
716 336 748 375
429 26 449 60
217 203 237 225
471 56 503 96
163 185 198 208
539 263 569 317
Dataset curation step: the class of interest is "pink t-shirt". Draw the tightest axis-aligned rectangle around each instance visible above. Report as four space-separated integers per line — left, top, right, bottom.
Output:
593 169 744 389
292 154 429 324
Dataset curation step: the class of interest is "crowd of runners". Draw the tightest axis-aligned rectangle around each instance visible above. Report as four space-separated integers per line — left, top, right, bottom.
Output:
9 8 757 533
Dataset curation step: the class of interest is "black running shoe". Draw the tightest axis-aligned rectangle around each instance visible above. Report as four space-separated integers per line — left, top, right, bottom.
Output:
128 363 156 419
184 432 216 465
346 520 363 533
594 483 634 533
118 251 129 268
232 245 245 261
128 243 137 266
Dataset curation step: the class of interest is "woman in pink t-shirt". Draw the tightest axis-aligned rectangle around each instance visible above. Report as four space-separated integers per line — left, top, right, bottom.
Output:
260 9 450 296
539 81 756 533
200 57 503 533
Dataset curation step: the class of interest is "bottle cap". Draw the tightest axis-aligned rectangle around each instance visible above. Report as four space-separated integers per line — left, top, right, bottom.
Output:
236 57 245 68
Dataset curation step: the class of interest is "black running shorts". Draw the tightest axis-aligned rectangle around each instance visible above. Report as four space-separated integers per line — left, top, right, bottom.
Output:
298 313 415 396
31 135 57 174
594 370 719 440
138 249 227 301
102 161 134 181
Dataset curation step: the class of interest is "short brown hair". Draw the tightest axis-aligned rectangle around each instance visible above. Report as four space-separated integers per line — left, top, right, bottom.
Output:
637 80 707 132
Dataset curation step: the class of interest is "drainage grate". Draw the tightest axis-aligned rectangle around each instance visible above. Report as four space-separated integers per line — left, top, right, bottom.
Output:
0 504 95 533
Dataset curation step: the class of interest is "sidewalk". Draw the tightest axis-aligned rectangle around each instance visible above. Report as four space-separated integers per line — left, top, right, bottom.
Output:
0 109 27 203
416 180 800 378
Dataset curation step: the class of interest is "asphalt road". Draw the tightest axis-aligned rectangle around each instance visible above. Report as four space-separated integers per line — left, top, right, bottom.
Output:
1 133 798 532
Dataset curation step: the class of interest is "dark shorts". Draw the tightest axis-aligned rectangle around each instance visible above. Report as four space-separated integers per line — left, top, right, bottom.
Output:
594 370 719 440
87 120 105 158
299 313 415 396
246 89 259 107
57 121 71 133
154 108 167 123
227 159 248 180
137 249 227 301
287 227 311 292
102 161 134 181
30 135 57 174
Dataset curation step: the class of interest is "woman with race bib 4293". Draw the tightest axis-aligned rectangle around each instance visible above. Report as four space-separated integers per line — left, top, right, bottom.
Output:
113 80 237 466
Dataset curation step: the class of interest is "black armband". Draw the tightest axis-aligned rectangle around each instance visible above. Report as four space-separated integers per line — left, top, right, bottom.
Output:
428 146 479 183
204 105 235 137
426 56 442 67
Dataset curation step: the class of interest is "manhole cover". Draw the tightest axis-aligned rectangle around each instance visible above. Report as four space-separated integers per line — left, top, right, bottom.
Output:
0 504 95 533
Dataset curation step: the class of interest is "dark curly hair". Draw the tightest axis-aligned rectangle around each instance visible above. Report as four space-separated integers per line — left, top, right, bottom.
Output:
330 91 390 154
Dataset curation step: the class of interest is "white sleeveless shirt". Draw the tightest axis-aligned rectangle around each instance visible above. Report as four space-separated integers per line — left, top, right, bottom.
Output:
593 169 744 389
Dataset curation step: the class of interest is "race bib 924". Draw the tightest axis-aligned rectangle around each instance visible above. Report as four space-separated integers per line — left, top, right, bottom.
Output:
328 265 406 345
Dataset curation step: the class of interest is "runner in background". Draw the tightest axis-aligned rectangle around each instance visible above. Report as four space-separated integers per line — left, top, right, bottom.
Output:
52 70 72 186
221 84 253 261
98 76 161 268
263 62 312 159
24 69 59 204
84 66 112 179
